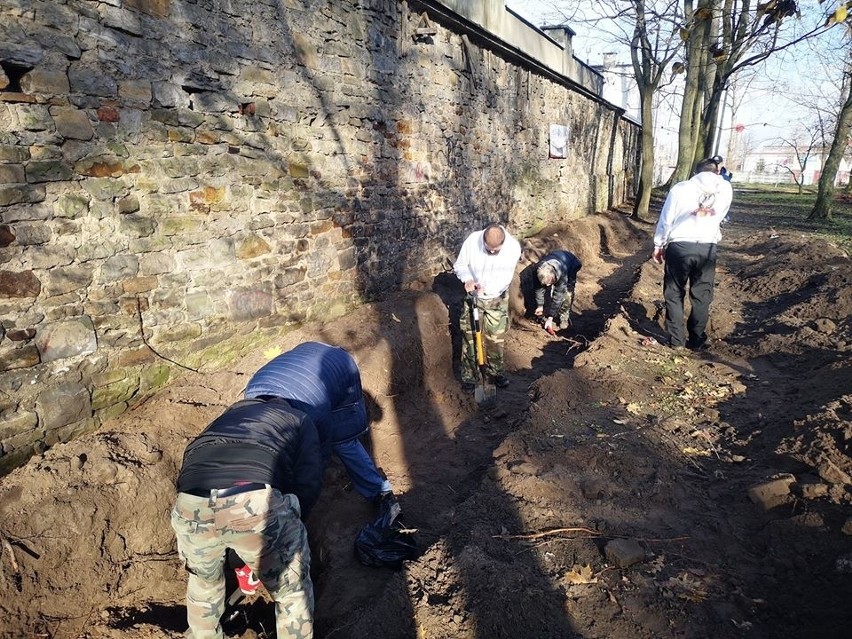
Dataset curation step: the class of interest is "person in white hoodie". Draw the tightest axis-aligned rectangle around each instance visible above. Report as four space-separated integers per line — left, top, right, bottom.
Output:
652 158 733 350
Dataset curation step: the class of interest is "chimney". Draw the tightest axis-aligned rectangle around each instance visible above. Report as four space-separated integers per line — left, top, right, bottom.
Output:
540 24 576 59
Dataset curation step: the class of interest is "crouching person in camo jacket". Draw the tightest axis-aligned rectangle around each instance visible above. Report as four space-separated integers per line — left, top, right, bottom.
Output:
171 397 322 639
521 249 582 334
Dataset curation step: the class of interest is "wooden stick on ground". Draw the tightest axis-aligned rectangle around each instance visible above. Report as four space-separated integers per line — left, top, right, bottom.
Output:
493 526 602 540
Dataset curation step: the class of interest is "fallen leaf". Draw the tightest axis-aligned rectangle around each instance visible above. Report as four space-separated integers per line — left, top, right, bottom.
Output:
682 446 711 456
648 554 666 575
665 572 708 602
563 564 598 584
264 347 283 359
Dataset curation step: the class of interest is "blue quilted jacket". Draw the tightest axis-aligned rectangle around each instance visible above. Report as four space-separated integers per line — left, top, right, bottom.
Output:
245 342 368 448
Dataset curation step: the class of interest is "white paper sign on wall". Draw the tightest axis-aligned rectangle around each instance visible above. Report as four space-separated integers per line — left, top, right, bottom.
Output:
549 123 569 159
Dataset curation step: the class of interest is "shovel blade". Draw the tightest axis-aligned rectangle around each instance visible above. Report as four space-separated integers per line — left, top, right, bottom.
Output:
474 382 497 405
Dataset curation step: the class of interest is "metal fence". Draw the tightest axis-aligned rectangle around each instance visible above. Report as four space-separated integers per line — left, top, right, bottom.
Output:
735 171 851 187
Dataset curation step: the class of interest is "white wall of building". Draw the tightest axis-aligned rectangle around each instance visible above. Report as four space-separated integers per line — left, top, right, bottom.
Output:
739 145 851 186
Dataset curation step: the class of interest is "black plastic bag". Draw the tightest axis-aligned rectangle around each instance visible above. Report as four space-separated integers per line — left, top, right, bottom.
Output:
354 498 417 569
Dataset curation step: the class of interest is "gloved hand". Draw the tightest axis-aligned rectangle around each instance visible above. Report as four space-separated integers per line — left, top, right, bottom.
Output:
543 317 555 335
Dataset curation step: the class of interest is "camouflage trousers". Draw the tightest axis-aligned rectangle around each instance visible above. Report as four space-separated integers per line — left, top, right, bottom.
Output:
171 487 313 639
459 294 509 383
550 290 574 326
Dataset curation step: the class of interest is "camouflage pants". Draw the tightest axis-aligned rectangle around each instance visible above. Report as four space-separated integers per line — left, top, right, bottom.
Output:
459 294 509 383
171 487 313 639
551 290 574 326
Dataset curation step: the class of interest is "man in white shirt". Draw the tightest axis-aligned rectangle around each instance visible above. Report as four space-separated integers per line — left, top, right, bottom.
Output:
453 223 522 391
652 158 733 350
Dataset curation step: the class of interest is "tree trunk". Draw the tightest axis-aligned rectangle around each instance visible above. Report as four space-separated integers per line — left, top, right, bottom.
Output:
633 89 656 220
691 81 707 167
673 0 711 183
695 29 718 163
702 81 723 157
700 3 724 158
810 69 852 221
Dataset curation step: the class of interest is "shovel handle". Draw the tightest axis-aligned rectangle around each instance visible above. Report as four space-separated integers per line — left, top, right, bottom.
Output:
466 295 488 371
467 295 486 365
474 331 485 366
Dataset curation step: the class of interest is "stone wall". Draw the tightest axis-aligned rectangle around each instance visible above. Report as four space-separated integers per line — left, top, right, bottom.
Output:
0 0 640 472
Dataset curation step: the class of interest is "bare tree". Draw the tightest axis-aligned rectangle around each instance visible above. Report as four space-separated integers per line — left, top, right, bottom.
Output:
668 1 838 185
810 61 852 220
720 65 760 166
774 123 821 193
671 0 717 183
513 0 843 209
699 1 837 160
628 0 686 218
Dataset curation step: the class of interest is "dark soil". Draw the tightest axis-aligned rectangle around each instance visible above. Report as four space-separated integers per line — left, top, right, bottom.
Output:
1 196 850 639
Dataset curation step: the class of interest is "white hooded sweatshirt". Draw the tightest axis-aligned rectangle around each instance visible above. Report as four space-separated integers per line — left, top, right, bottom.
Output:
653 171 733 249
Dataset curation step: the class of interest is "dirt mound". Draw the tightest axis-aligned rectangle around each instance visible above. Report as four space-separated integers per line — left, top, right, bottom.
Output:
782 395 852 498
1 208 850 639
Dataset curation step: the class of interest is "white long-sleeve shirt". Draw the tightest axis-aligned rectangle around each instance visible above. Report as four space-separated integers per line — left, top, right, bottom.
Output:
653 172 733 248
453 228 522 299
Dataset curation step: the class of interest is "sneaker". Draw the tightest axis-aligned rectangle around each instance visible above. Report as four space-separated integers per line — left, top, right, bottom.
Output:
235 565 260 595
492 374 510 389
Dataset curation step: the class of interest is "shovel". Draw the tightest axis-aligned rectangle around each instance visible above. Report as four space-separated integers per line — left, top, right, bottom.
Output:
466 294 496 405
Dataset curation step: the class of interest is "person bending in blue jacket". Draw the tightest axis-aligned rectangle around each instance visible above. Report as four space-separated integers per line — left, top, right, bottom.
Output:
246 341 392 501
521 249 582 334
233 341 394 593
